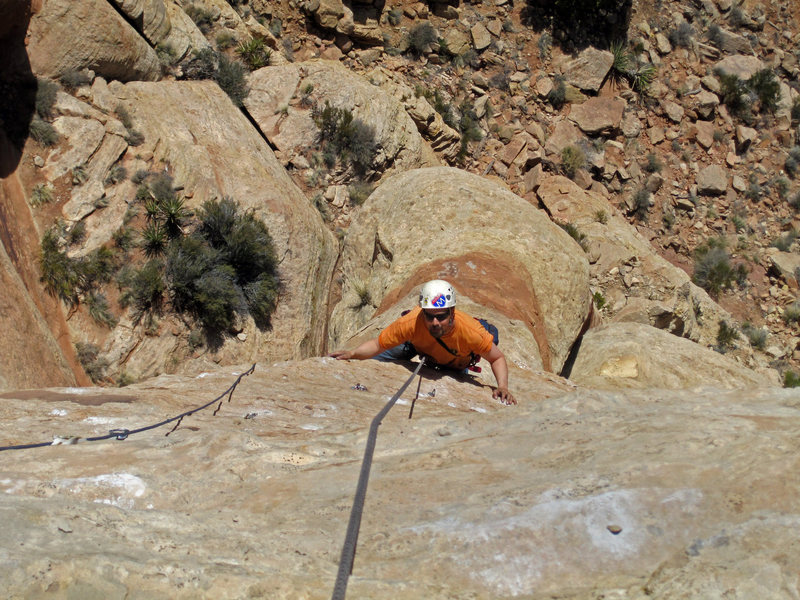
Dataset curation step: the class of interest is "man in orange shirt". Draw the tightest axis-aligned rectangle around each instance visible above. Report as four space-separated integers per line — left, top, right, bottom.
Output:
329 280 516 405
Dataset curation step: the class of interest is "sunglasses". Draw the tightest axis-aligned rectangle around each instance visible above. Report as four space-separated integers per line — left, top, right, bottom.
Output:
423 309 451 322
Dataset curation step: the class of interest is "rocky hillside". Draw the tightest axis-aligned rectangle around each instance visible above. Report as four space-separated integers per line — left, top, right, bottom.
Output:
2 0 800 597
2 0 800 390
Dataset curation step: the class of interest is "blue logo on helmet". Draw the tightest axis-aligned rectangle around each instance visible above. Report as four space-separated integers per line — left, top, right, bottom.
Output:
432 294 446 307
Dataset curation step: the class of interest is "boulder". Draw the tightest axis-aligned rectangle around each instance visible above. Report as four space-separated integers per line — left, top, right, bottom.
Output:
0 358 795 598
696 164 728 195
329 167 592 374
101 79 337 377
244 60 438 178
544 119 584 158
710 26 754 54
563 47 614 93
570 322 773 389
26 0 162 82
568 97 626 136
470 22 492 51
535 176 743 353
714 54 765 80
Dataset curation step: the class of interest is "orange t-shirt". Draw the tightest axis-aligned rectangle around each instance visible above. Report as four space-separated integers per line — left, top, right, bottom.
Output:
378 307 494 370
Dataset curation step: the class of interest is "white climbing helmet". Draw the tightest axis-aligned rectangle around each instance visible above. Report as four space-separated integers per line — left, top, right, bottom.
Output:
419 279 456 309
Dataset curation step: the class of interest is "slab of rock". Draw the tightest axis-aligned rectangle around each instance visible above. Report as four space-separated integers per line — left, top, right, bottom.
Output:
570 322 772 389
568 96 626 135
544 119 584 158
714 54 765 80
329 167 592 374
563 47 614 93
690 120 715 149
27 0 161 81
696 164 728 195
710 26 754 54
470 22 492 51
535 175 743 352
105 79 337 376
244 61 438 179
0 359 796 598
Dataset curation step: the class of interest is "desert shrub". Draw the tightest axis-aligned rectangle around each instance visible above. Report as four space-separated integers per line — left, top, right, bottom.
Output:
116 371 136 387
786 147 800 178
774 177 790 199
783 301 800 325
131 170 150 185
350 278 372 309
72 165 88 186
792 98 800 125
312 101 376 174
118 259 165 322
644 152 662 173
561 145 585 179
29 116 58 146
40 229 81 305
716 70 751 121
156 43 178 68
629 62 656 95
715 319 738 352
75 341 109 383
82 246 118 288
407 22 438 56
216 53 249 106
387 7 402 26
729 6 747 29
707 24 724 48
592 291 606 309
268 18 282 38
692 237 748 296
631 187 651 222
348 181 373 206
595 210 608 224
125 129 145 147
489 70 511 92
770 229 797 252
67 221 86 245
216 31 237 50
35 78 59 120
668 22 694 48
741 322 767 349
609 41 630 84
86 292 117 328
141 221 168 257
185 4 215 33
748 69 781 113
166 197 279 333
115 104 134 130
149 173 176 202
558 221 588 251
538 32 552 59
113 226 136 251
784 370 800 388
104 164 127 186
30 183 54 207
59 70 92 90
237 37 271 70
745 174 763 201
547 77 567 109
789 191 800 211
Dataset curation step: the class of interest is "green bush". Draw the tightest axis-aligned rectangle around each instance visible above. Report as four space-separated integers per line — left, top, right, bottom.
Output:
312 101 376 174
104 164 127 186
350 278 372 309
631 187 651 222
407 22 438 56
40 229 81 306
592 291 606 309
29 116 58 146
783 301 800 325
547 77 567 109
30 183 54 207
387 7 402 26
785 147 800 178
75 341 109 383
561 145 585 179
141 221 168 257
748 69 780 113
692 238 748 296
237 37 271 70
645 152 662 173
558 221 588 251
784 370 800 388
771 229 797 252
35 78 59 120
715 319 738 353
216 53 249 106
67 221 86 245
668 22 694 48
86 292 117 328
741 322 767 350
185 4 215 33
166 197 279 333
118 259 165 322
216 31 237 50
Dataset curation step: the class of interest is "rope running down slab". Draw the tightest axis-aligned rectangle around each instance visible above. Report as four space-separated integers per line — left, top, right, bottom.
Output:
331 357 427 600
0 364 256 452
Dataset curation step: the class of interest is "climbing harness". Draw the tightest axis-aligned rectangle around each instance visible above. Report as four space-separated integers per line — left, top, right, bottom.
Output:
0 364 255 452
331 357 427 600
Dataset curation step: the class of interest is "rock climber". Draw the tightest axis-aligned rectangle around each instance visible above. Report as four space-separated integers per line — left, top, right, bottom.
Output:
329 279 517 405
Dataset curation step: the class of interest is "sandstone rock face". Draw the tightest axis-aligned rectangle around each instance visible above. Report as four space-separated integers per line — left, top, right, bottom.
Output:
328 167 592 373
563 47 614 93
100 80 337 375
570 322 773 389
0 359 797 598
27 0 162 82
568 96 626 135
535 176 743 355
244 60 438 179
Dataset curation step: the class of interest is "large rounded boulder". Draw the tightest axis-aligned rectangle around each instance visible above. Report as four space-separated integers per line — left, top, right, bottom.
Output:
328 167 592 373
